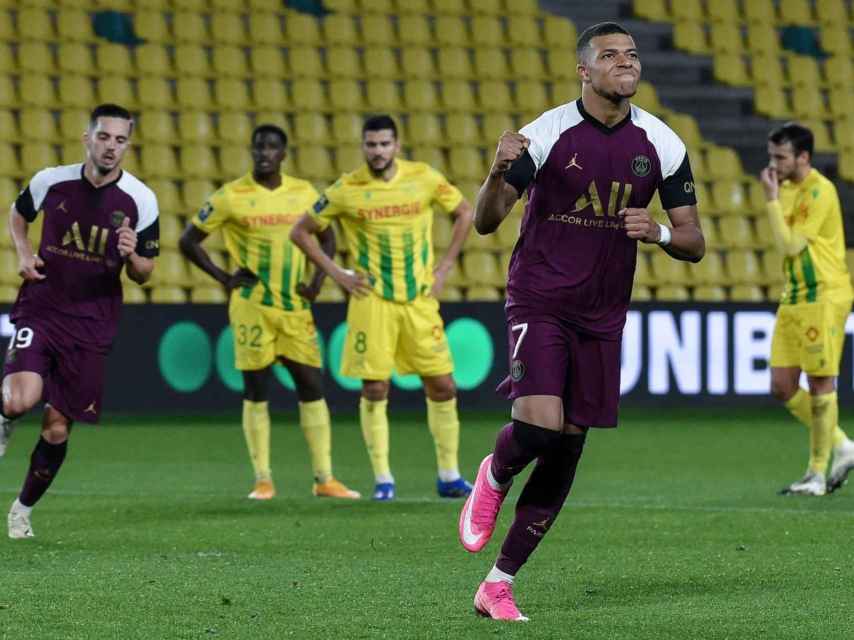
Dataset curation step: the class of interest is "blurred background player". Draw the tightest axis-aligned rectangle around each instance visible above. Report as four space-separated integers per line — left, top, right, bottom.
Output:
291 115 474 501
761 122 854 497
1 103 160 538
458 23 704 621
180 124 359 501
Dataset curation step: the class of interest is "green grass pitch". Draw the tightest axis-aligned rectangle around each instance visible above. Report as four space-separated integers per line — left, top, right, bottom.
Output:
1 407 853 639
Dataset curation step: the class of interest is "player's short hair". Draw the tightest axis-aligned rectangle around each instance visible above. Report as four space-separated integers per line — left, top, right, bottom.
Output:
88 103 133 134
576 22 633 63
252 124 288 148
362 114 398 139
768 122 813 159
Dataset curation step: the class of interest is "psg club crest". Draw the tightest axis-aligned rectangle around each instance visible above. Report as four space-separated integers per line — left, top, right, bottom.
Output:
631 155 651 177
510 359 525 381
110 210 125 227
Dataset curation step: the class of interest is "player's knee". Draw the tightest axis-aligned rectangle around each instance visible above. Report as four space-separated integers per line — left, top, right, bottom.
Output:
42 420 70 444
424 377 456 402
362 381 389 402
770 378 795 402
807 376 835 396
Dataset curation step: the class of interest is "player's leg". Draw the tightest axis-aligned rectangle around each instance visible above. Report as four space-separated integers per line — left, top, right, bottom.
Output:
820 301 854 493
8 404 71 539
0 372 43 457
283 357 360 499
340 294 398 500
242 367 276 499
421 374 470 497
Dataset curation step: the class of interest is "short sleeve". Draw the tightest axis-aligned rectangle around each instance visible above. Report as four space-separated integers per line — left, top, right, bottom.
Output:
14 168 54 222
191 188 230 233
135 186 160 258
429 168 464 214
658 154 697 210
309 182 347 231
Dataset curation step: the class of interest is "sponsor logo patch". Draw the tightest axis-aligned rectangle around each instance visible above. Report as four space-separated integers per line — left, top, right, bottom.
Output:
631 155 651 177
312 195 329 214
510 359 525 381
198 203 213 222
806 326 819 342
111 210 126 227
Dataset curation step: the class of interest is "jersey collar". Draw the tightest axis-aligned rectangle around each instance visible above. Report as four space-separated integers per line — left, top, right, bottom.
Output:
576 98 632 135
80 164 123 190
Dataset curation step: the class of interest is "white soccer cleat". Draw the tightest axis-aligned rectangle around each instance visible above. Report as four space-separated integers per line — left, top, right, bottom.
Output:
0 415 15 458
8 502 34 539
827 440 854 494
779 471 826 496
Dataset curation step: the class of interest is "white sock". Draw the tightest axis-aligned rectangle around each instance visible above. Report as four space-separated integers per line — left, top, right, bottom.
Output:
375 473 394 484
487 465 511 492
12 498 31 515
438 468 461 482
485 565 515 584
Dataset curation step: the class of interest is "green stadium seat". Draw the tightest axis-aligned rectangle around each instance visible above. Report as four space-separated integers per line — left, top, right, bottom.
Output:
473 48 508 80
141 145 179 179
331 113 363 144
510 48 545 80
58 43 95 77
248 13 283 45
545 49 577 82
398 15 431 46
59 109 88 141
747 24 780 54
293 112 330 142
317 281 347 302
213 46 249 78
18 7 54 40
191 286 228 304
432 0 466 15
18 42 53 75
0 249 21 285
175 45 211 77
725 249 762 285
334 144 364 174
752 217 776 249
633 0 668 21
134 10 170 42
0 110 16 143
401 47 436 79
173 11 208 43
753 84 791 119
252 78 289 111
138 110 176 144
729 285 764 302
819 26 852 56
655 285 690 301
440 80 475 112
688 250 725 285
56 76 92 108
790 86 826 119
632 254 652 286
135 44 173 77
284 13 321 45
469 0 501 13
466 285 501 301
182 179 217 213
158 214 183 250
507 16 540 48
448 147 485 181
632 286 653 301
98 76 135 110
291 79 326 111
828 87 854 117
481 113 516 143
249 0 282 10
0 143 18 177
787 55 821 89
20 143 58 177
324 13 359 45
445 113 479 147
743 0 776 24
361 15 395 43
515 80 549 114
709 23 742 53
673 21 709 55
249 47 285 79
178 112 214 144
148 179 184 215
324 80 360 111
671 0 702 21
363 47 400 79
650 252 689 284
97 43 133 78
296 147 335 181
406 113 442 146
779 0 815 25
693 285 727 301
403 80 438 111
816 0 850 24
395 0 430 13
175 78 211 110
713 52 751 86
361 0 394 13
437 47 473 80
803 119 834 153
211 12 246 45
478 81 512 112
19 108 57 142
711 180 748 215
436 285 463 302
632 82 666 115
472 16 503 48
434 16 467 46
216 112 251 147
543 15 577 49
150 286 188 303
706 0 739 22
410 145 446 174
326 47 362 78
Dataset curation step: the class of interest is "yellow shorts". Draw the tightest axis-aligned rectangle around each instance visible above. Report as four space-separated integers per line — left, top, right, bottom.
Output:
341 292 454 380
228 293 322 371
770 300 852 376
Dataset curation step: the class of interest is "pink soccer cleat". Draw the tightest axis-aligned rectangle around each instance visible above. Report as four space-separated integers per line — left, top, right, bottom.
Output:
474 581 529 622
458 454 509 553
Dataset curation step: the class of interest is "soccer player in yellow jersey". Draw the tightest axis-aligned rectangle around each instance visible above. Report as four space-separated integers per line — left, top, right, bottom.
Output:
761 122 854 496
179 125 359 501
291 115 475 501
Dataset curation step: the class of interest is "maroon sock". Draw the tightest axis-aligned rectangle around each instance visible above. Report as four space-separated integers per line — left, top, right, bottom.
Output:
490 420 562 486
19 437 68 507
495 432 586 576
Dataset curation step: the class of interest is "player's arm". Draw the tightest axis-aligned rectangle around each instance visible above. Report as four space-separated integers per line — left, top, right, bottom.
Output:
621 154 704 262
296 225 335 302
290 212 370 297
118 217 157 284
179 224 257 291
433 199 473 296
760 167 810 257
8 204 44 282
474 131 530 234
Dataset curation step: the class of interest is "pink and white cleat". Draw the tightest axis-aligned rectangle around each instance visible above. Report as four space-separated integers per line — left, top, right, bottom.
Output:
458 454 509 553
474 581 529 622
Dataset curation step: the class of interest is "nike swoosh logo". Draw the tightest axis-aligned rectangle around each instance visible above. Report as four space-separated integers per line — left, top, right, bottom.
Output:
461 479 482 547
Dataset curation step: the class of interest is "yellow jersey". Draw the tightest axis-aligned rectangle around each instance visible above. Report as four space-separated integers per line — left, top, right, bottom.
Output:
778 168 852 305
191 173 318 311
310 159 464 303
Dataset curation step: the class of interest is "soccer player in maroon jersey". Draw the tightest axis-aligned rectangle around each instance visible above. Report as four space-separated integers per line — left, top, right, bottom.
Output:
0 104 159 539
458 23 705 620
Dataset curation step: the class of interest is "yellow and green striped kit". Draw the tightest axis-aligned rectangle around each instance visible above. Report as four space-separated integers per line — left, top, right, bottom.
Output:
191 173 319 311
777 169 852 306
311 159 464 303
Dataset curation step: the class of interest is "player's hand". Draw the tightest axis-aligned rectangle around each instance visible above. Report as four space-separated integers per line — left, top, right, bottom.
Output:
296 281 322 302
18 252 45 282
116 217 137 258
490 131 529 177
431 263 452 297
225 267 259 291
333 267 371 298
619 208 661 243
759 166 779 201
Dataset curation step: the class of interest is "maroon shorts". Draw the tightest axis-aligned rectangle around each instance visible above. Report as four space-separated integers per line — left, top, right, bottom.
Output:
3 316 106 423
497 316 622 428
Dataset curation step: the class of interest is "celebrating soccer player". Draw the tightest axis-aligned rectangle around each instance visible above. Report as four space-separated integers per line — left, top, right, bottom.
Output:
761 123 854 496
458 23 705 620
0 104 160 539
291 115 474 501
180 125 360 501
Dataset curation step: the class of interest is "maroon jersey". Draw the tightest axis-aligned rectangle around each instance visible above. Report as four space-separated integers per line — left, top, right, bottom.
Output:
12 163 160 350
504 99 696 339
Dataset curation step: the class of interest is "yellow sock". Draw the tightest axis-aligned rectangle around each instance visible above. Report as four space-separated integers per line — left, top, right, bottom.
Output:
809 392 837 475
784 388 849 448
359 397 391 482
426 397 460 480
242 400 271 480
299 399 332 484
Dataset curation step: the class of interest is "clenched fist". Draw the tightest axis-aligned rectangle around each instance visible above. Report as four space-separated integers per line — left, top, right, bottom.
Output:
117 217 137 258
490 131 529 177
619 208 661 244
